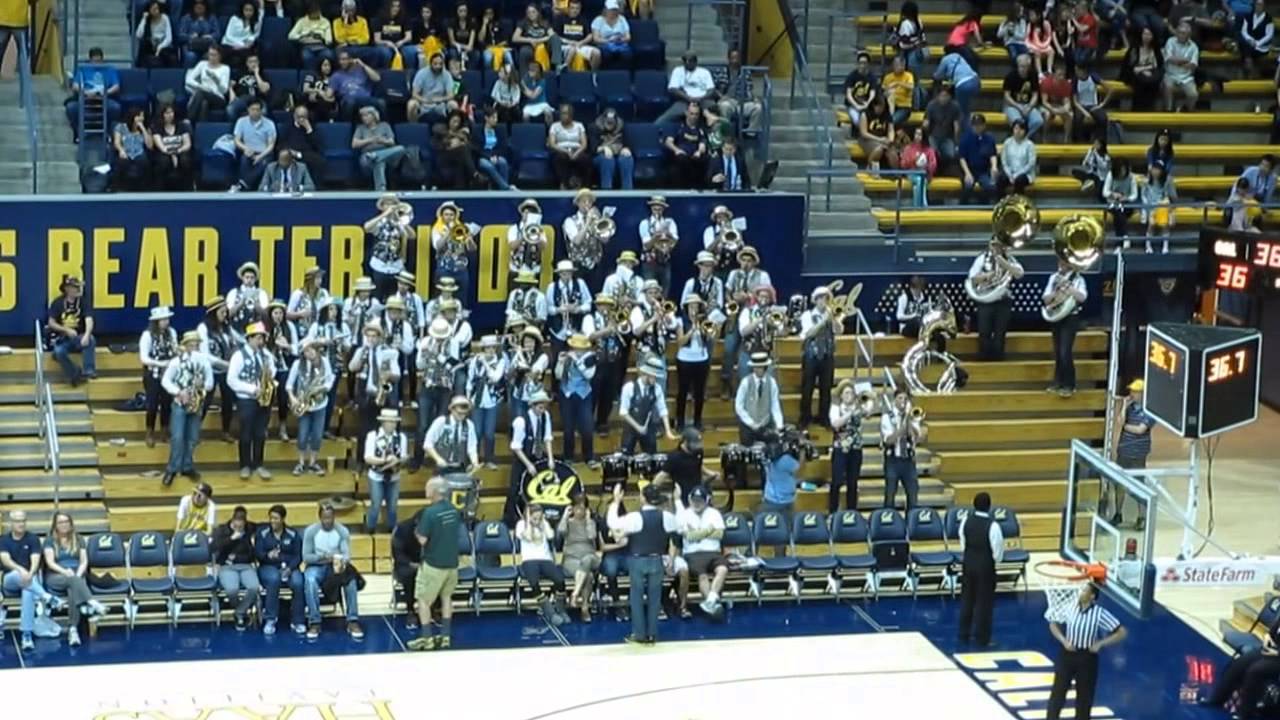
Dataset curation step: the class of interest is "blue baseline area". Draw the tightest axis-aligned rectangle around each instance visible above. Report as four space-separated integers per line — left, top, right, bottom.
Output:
6 593 1228 720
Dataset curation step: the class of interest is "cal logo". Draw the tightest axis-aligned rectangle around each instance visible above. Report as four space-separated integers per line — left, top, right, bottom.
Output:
140 533 157 549
917 509 933 522
485 523 501 537
879 510 896 524
803 514 818 527
763 514 779 528
994 508 1008 520
726 515 740 529
957 508 970 521
522 461 583 520
841 511 858 525
96 534 115 550
182 531 200 547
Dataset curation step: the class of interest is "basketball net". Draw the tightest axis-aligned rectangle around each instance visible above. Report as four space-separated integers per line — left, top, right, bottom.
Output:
1035 560 1107 622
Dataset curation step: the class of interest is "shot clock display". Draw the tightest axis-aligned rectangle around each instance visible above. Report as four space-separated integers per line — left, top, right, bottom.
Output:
1198 228 1280 294
1144 323 1262 438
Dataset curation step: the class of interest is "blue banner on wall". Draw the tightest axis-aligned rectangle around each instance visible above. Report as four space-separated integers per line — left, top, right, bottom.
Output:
0 192 806 336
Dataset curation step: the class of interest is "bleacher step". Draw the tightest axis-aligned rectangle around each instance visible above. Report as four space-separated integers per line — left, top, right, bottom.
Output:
12 500 109 533
0 404 93 436
0 468 104 502
0 435 97 470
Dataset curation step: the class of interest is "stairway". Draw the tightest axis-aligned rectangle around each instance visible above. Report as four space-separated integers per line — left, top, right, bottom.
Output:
655 3 732 65
0 75 81 194
63 0 134 65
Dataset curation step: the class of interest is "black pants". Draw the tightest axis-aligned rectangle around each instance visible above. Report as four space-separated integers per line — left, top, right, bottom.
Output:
356 394 381 465
668 152 707 189
201 373 234 433
675 359 709 429
1129 74 1161 111
622 425 658 454
1046 650 1100 720
152 152 193 191
394 565 417 617
1207 648 1280 718
274 367 290 425
996 172 1031 195
799 352 834 426
521 559 566 596
592 358 623 431
551 150 591 189
1051 315 1080 390
828 447 863 513
236 398 268 469
739 423 772 445
143 372 171 433
976 298 1012 361
958 561 996 645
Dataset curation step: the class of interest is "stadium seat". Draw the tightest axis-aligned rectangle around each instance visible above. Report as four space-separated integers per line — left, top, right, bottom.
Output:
991 506 1031 588
148 68 190 113
377 69 410 118
868 508 912 594
830 510 876 598
719 511 755 599
509 123 552 187
631 69 668 121
170 530 219 622
117 68 150 111
1223 595 1280 655
557 71 598 123
263 69 300 100
594 70 633 118
454 520 477 610
623 122 663 185
461 70 485 107
630 20 665 69
792 511 838 598
473 521 521 614
906 508 956 596
750 510 800 603
194 121 234 189
315 122 356 187
127 531 174 626
85 532 132 619
258 16 293 68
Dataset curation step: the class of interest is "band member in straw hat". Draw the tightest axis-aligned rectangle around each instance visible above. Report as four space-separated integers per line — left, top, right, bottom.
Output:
799 284 837 428
601 250 642 311
556 334 598 468
720 245 770 396
364 193 412 301
735 351 782 445
585 293 626 434
364 408 410 533
47 274 96 387
737 282 780 383
412 318 459 471
639 195 679 294
432 200 478 305
620 357 677 454
350 320 401 465
703 204 743 280
392 271 425 337
424 276 460 325
507 326 550 424
506 270 548 330
381 296 417 399
227 262 269 341
505 389 555 526
343 276 383 348
160 331 214 487
424 395 479 475
881 387 925 511
546 259 593 364
681 251 725 319
562 187 611 290
508 198 547 284
957 491 1005 647
227 322 277 479
674 293 713 431
829 378 868 513
287 266 329 339
265 299 300 441
287 339 334 477
140 305 179 448
198 295 237 441
305 297 349 438
629 279 679 384
465 335 507 469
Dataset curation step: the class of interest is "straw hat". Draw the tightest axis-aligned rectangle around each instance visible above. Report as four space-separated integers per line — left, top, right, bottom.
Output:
376 192 400 210
617 250 639 265
752 284 776 302
245 322 267 338
303 266 324 279
236 262 260 279
267 299 286 312
385 296 406 311
396 271 416 286
695 251 716 266
449 395 472 410
568 334 592 350
521 326 544 343
436 277 459 292
710 205 732 220
439 299 460 312
60 275 83 290
149 306 174 322
749 352 771 368
514 270 540 285
518 198 541 214
317 296 342 314
647 195 668 208
205 294 226 312
594 293 616 306
642 279 661 293
529 389 551 405
737 246 759 263
638 357 665 377
180 330 202 346
555 260 575 274
362 321 384 337
811 285 832 300
574 188 596 204
835 378 858 398
428 318 451 339
682 293 704 307
377 408 401 423
437 200 461 215
353 276 376 293
480 335 500 348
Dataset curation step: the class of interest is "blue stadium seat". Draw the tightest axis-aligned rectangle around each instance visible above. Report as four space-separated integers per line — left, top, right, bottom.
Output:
991 506 1031 587
117 68 150 111
258 16 293 68
907 507 956 596
461 70 484 106
792 512 838 572
751 511 799 574
631 69 669 121
377 69 410 102
1224 596 1280 655
630 20 666 70
194 121 234 189
868 508 912 592
170 529 219 622
315 122 356 187
594 70 633 118
624 122 663 185
509 123 552 187
557 70 598 123
264 69 300 99
85 532 131 615
454 521 477 610
473 521 521 614
127 531 174 626
542 72 560 107
721 511 753 551
830 510 876 598
148 68 190 112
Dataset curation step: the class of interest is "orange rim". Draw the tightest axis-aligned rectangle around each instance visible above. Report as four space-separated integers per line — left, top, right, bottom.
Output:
1034 560 1107 583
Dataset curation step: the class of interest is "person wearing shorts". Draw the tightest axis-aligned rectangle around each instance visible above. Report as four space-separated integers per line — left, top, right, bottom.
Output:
408 477 461 651
674 485 729 617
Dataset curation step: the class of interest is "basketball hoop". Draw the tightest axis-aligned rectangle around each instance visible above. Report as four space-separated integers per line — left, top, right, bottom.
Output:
1034 560 1108 622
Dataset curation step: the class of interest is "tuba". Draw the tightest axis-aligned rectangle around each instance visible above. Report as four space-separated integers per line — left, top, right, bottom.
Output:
1041 214 1104 323
901 293 964 395
965 194 1039 303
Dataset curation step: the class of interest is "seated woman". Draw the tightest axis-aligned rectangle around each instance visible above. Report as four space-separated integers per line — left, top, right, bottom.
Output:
899 127 937 207
289 2 335 71
590 0 632 69
558 494 603 622
446 2 480 69
1103 157 1139 243
997 4 1028 61
1070 136 1110 199
113 107 153 192
516 503 571 624
857 94 897 174
1120 27 1163 112
997 118 1037 195
478 6 511 71
473 105 512 190
176 0 221 68
301 57 339 122
151 104 194 191
221 0 261 70
434 110 479 189
42 512 106 648
210 506 259 630
1140 160 1177 253
490 64 523 126
136 1 178 68
594 106 634 190
1025 5 1054 75
1201 612 1280 719
511 4 554 73
547 103 591 189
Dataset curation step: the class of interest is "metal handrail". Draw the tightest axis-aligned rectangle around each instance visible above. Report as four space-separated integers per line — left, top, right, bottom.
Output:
46 383 62 511
683 0 748 54
16 26 39 194
34 322 62 509
788 16 836 169
850 308 876 383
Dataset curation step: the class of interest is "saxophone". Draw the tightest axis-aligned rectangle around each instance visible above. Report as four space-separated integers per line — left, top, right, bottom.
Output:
291 364 328 415
257 353 277 408
182 358 206 413
373 351 394 406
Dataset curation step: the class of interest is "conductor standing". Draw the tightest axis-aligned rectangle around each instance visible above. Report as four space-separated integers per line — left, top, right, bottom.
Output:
606 482 678 645
1046 582 1128 720
957 492 1004 647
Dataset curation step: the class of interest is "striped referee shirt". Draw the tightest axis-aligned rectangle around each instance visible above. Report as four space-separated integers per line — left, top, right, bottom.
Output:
1059 600 1121 652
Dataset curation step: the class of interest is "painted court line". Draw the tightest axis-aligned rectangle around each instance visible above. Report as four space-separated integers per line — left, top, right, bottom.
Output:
10 632 25 669
381 615 409 652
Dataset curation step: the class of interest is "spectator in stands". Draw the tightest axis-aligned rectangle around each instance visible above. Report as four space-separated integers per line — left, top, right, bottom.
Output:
707 134 749 191
881 53 915 127
665 102 709 188
997 3 1029 61
412 4 446 66
1238 154 1276 203
221 0 261 70
446 2 480 68
512 4 553 73
1025 5 1054 75
1161 22 1199 112
373 0 414 71
895 1 927 78
1121 27 1163 111
594 106 634 189
211 505 259 631
302 502 364 640
1235 0 1274 76
555 0 599 71
1103 158 1138 241
65 47 121 143
301 56 338 121
290 3 335 70
260 147 316 191
334 0 382 67
331 48 383 120
473 106 512 189
1072 136 1110 198
548 103 590 189
1141 161 1177 253
944 9 987 73
900 127 938 207
136 1 178 68
521 61 553 122
232 98 276 191
1003 54 1044 139
657 50 717 125
1147 129 1175 177
857 94 896 175
1 510 62 652
113 107 153 191
1050 6 1074 75
1226 177 1263 232
435 110 479 189
42 512 103 647
557 494 602 622
48 276 96 386
408 52 456 123
1071 1 1100 67
176 481 216 533
1040 63 1074 143
477 7 509 71
1166 0 1213 46
228 53 274 119
490 63 522 124
842 51 876 130
997 118 1036 195
353 105 405 190
517 502 571 624
279 105 326 181
591 0 631 69
1272 65 1280 144
255 504 305 636
1130 0 1165 43
922 84 960 169
151 104 193 191
713 48 762 135
177 0 221 68
933 48 980 127
184 45 231 121
1070 63 1110 141
1095 0 1129 50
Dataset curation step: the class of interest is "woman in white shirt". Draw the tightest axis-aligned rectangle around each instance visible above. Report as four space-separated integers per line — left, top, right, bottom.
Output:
1102 157 1139 242
136 1 177 68
305 298 350 438
516 503 571 625
221 0 262 68
674 294 712 431
185 45 232 121
287 341 334 476
997 119 1037 195
140 306 179 448
546 103 590 189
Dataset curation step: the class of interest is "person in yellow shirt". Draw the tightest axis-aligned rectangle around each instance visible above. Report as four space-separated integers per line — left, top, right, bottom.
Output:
288 3 335 71
334 0 390 67
0 0 29 76
881 54 916 126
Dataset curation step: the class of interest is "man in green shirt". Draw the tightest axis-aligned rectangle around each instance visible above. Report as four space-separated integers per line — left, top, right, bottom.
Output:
408 476 461 651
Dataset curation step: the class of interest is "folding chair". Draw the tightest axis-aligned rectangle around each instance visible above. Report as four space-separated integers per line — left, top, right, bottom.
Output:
85 532 132 623
868 509 912 595
830 510 877 599
127 531 174 626
750 510 799 603
718 511 754 601
907 508 958 596
991 506 1031 589
170 529 219 623
792 511 839 599
472 521 520 615
454 520 478 612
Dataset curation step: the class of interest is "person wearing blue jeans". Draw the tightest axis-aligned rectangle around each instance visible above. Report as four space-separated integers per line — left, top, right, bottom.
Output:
880 388 923 511
255 505 306 636
599 544 629 620
473 106 512 189
363 408 409 532
160 331 214 486
287 342 334 476
47 275 97 386
466 336 505 467
557 334 597 467
934 50 981 131
606 482 678 644
1 510 63 651
301 503 364 639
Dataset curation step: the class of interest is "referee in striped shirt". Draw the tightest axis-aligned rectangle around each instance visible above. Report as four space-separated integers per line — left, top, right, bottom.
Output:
1046 582 1128 720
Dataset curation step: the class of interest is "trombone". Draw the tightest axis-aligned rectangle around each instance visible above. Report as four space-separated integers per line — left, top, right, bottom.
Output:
856 389 879 415
766 307 788 333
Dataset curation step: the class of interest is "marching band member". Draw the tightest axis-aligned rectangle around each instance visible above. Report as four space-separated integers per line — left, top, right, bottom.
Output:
675 293 714 431
896 275 929 337
393 271 426 337
586 293 626 435
546 259 592 361
619 357 677 454
504 389 555 526
431 201 478 305
506 270 549 331
1043 258 1087 398
601 250 642 311
561 188 611 291
798 285 837 428
413 318 461 471
364 193 413 300
424 395 479 475
556 334 598 468
227 262 270 340
466 336 507 469
287 266 329 339
638 195 679 294
438 299 472 387
227 322 276 480
363 408 409 533
681 251 726 319
286 340 334 477
828 379 867 513
967 241 1024 361
629 279 679 384
703 204 744 281
735 352 783 444
198 295 237 442
382 296 418 400
160 331 214 487
343 276 383 400
305 297 349 438
265 300 300 441
424 276 460 324
507 198 547 285
139 305 178 448
881 387 925 511
507 327 549 423
349 321 401 466
737 283 780 382
721 246 770 396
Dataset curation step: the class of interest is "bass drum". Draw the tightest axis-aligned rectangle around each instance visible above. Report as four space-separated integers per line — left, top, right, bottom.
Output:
442 472 479 522
520 460 583 522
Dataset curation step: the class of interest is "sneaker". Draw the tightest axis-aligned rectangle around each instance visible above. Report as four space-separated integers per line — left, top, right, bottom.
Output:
614 606 630 622
698 598 719 615
306 623 320 639
436 636 451 649
20 632 34 651
1161 239 1169 254
407 636 434 651
1080 179 1095 194
292 463 306 476
539 598 563 625
484 462 498 470
279 427 290 441
239 467 251 479
1058 387 1075 398
310 462 326 476
88 599 107 616
291 623 307 635
347 621 365 640
263 619 277 635
235 614 248 632
257 466 272 480
587 460 601 471
679 607 693 620
623 634 646 646
47 596 66 612
1045 385 1060 394
405 616 420 631
1144 241 1154 254
68 627 81 647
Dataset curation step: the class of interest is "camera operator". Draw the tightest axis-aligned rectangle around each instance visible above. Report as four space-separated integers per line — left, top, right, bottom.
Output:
665 427 720 505
735 352 782 444
758 426 812 553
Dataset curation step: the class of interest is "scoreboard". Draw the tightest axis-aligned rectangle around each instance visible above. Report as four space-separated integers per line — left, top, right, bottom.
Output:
1198 228 1280 294
1144 323 1262 438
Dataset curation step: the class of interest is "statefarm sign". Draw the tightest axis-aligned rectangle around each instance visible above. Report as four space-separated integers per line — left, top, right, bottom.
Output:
1155 558 1280 586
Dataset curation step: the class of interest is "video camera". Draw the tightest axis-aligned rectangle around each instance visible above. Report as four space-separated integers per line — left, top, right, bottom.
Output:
775 425 821 462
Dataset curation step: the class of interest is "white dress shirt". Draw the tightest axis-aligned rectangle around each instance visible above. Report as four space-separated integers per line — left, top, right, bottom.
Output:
601 267 642 304
510 411 554 452
139 328 180 376
607 502 679 535
425 415 479 467
467 354 509 408
227 346 277 399
285 356 334 412
348 343 401 393
896 288 926 322
735 373 783 429
966 251 1023 303
286 287 331 336
958 511 1006 563
363 429 409 482
160 352 215 397
619 378 668 420
638 214 680 253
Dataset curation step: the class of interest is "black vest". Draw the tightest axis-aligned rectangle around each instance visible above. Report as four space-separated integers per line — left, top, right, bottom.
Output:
962 512 995 570
521 411 548 461
629 508 667 556
628 381 659 431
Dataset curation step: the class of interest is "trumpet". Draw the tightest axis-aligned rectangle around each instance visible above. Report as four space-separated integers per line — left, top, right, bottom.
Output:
591 214 617 241
766 308 788 332
724 300 739 316
521 223 544 244
661 300 677 316
717 225 742 252
856 389 879 415
699 318 718 336
450 222 470 243
909 406 925 422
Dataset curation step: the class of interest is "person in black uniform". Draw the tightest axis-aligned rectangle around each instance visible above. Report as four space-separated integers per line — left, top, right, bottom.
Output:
606 482 678 645
391 510 424 630
1200 611 1280 718
1046 581 1128 720
957 492 1005 647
